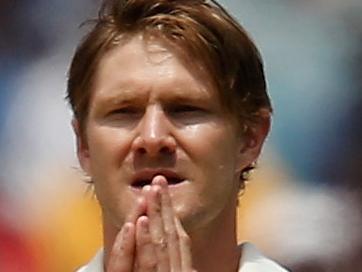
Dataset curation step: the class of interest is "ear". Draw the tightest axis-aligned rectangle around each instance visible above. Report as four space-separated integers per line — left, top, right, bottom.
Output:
237 109 271 169
72 119 91 176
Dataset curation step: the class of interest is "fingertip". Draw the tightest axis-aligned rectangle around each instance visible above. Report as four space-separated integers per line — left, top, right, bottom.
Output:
142 184 152 193
152 175 167 186
108 222 136 271
137 215 148 223
112 222 135 251
123 222 135 234
137 215 149 229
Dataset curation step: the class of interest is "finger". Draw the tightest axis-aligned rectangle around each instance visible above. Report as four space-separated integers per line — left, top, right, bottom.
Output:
175 218 193 271
135 215 157 271
107 222 136 272
144 183 169 272
126 196 147 224
106 197 145 271
153 176 181 271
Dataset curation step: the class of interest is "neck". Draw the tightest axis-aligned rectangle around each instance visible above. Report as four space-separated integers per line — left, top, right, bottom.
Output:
188 201 241 272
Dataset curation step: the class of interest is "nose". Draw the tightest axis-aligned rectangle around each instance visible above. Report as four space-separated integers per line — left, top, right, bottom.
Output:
132 105 176 156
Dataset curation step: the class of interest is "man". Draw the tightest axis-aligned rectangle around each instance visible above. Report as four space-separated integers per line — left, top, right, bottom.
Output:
68 0 288 271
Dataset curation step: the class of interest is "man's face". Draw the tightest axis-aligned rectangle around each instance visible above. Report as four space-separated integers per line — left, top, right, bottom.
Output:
76 35 262 231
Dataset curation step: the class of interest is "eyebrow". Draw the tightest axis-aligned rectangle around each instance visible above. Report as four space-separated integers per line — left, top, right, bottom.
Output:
94 88 145 107
92 76 215 112
162 86 213 101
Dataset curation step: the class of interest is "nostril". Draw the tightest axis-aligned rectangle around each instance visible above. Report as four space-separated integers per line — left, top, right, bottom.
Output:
136 146 173 156
132 135 176 156
160 146 174 154
137 147 147 155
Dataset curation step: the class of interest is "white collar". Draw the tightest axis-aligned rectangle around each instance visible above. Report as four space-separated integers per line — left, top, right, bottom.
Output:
238 242 288 271
76 249 103 272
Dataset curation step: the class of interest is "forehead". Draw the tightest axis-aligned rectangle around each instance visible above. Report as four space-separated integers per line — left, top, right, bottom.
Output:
91 34 220 104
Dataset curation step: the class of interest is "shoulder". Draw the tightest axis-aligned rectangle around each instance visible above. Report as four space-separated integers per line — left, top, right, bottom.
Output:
75 249 104 272
238 242 289 272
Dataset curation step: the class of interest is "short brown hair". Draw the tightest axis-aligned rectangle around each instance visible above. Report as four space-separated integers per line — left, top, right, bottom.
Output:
66 0 271 134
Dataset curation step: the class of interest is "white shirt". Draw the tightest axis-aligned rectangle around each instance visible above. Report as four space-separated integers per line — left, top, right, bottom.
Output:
76 242 288 272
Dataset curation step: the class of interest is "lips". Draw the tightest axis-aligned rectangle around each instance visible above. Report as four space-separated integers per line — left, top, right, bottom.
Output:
131 169 185 188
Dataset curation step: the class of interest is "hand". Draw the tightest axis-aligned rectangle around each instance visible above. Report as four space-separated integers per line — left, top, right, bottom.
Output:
106 176 195 272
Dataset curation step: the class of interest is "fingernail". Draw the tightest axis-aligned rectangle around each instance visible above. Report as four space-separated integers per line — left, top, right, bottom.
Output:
152 175 162 184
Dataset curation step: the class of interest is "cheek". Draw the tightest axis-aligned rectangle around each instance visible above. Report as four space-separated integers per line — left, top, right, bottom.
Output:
177 124 240 199
87 127 133 172
178 124 240 168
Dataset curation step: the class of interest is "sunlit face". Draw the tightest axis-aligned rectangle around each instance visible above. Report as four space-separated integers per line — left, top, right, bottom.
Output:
76 34 263 232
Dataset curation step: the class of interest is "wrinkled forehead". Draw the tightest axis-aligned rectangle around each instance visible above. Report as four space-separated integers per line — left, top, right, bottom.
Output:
97 32 219 96
146 32 221 98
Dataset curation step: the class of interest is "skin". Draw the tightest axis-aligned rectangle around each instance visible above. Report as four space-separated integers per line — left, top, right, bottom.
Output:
74 34 270 271
106 176 195 271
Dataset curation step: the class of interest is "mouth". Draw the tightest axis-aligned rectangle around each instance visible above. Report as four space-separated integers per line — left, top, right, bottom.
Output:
131 169 185 189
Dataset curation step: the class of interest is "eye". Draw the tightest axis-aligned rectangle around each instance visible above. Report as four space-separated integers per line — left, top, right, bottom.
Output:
105 106 143 126
110 106 140 115
167 104 209 124
170 105 204 114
